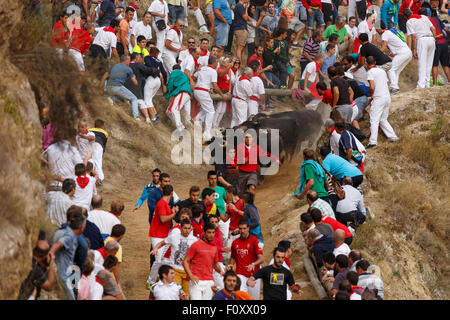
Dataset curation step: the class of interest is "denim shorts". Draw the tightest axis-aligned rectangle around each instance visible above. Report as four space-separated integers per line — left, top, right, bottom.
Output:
307 8 325 29
215 22 230 47
295 2 308 21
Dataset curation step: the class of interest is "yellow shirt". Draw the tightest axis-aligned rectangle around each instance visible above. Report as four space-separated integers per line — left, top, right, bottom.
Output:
131 45 150 57
105 236 122 263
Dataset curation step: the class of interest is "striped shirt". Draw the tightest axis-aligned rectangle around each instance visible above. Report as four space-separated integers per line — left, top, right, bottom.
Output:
311 198 336 219
300 37 320 63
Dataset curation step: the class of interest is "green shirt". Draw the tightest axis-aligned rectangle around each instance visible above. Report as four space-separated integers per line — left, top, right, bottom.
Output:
304 164 328 198
322 25 348 44
208 186 227 215
274 39 289 63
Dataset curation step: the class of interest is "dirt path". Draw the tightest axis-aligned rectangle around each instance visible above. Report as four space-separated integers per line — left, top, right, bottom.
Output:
100 154 318 300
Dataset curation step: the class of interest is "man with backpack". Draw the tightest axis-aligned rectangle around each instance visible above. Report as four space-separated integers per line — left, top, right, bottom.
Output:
334 121 366 174
378 22 413 95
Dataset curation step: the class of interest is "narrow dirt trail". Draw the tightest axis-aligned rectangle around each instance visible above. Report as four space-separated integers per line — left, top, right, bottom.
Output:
100 154 318 300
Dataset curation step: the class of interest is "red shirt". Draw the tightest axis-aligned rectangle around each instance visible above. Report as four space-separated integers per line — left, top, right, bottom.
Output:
231 235 263 277
185 239 219 281
149 198 173 238
399 0 421 15
200 227 224 262
247 55 263 69
70 28 92 54
236 142 278 173
301 0 322 10
50 21 69 48
227 199 245 231
322 216 352 239
217 67 231 91
191 218 204 239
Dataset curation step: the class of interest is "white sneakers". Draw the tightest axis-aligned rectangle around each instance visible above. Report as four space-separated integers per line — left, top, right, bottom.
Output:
200 25 209 33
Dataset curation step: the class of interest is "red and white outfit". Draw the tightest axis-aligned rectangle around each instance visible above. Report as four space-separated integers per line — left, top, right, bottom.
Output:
301 61 322 110
231 75 253 128
185 239 219 300
197 49 210 68
162 26 183 74
149 198 173 282
68 28 92 71
367 66 398 146
143 55 162 110
92 26 118 57
50 20 69 57
213 67 232 129
149 0 169 54
193 65 218 140
249 72 265 116
381 30 412 90
167 90 192 132
231 235 263 300
72 174 97 211
406 15 435 88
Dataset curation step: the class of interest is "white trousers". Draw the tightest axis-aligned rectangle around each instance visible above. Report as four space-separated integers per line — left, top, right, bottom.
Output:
162 52 178 75
417 37 436 88
348 0 357 22
149 237 169 281
194 90 215 134
218 219 230 246
167 91 192 130
189 280 215 300
248 100 259 117
388 50 412 90
231 98 248 128
238 274 261 300
213 262 225 290
91 142 104 181
153 23 167 54
144 76 161 108
182 1 207 28
369 96 398 145
213 101 227 128
68 49 85 72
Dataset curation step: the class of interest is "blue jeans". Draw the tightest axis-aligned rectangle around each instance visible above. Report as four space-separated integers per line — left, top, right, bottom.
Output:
215 22 230 47
354 95 369 120
107 85 139 118
264 71 280 88
276 62 288 86
295 1 308 21
168 5 185 25
307 8 325 29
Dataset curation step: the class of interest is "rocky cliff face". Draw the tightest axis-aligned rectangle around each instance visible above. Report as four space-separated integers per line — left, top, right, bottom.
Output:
0 1 45 299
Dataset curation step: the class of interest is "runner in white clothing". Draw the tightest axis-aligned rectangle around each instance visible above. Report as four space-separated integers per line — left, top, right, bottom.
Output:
193 55 228 141
76 119 95 159
230 67 253 128
72 163 97 211
87 195 121 239
366 57 399 148
148 0 169 54
404 8 436 88
248 60 266 116
378 25 413 94
162 19 187 74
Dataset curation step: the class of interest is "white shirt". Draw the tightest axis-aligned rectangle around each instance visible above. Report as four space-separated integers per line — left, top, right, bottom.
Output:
197 52 211 68
165 229 197 269
333 242 351 257
195 65 218 90
232 76 253 100
150 281 182 300
350 292 362 300
132 21 153 40
345 24 358 39
178 49 190 63
250 75 265 100
163 28 183 57
336 184 366 214
44 140 83 186
301 61 319 83
93 250 105 270
76 132 95 159
180 53 196 75
92 28 118 53
87 258 104 300
381 30 411 55
367 67 390 98
330 130 341 155
351 63 369 86
358 20 377 43
45 191 75 227
72 175 97 211
88 209 121 236
149 0 169 25
406 16 434 38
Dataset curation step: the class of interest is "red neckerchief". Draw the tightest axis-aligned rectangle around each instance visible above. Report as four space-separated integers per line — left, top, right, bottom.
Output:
369 65 377 70
330 126 335 135
97 247 107 259
239 75 250 81
409 14 422 20
190 52 199 71
314 61 320 73
109 211 119 218
84 129 89 134
129 3 139 10
76 175 89 189
171 26 181 36
231 67 237 74
95 277 103 286
130 60 137 64
200 49 208 56
285 257 291 268
252 72 259 78
208 65 216 70
103 26 115 33
149 53 158 57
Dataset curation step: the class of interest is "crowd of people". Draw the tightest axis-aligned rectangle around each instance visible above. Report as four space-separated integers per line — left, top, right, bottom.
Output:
19 0 449 300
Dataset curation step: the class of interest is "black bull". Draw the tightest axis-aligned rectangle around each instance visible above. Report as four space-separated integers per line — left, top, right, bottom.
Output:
208 109 324 164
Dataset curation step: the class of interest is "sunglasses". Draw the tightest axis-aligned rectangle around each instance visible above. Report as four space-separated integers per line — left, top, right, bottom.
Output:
235 62 240 64
188 41 195 44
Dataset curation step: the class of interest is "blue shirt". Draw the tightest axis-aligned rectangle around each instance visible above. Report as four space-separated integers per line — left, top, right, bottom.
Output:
232 3 247 30
322 153 362 179
321 54 336 76
380 0 399 27
107 63 135 87
99 0 116 27
213 0 232 25
135 181 158 208
144 55 168 84
52 226 78 281
212 289 236 300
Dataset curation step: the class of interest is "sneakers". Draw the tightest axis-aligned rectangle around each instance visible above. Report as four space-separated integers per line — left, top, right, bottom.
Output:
134 117 141 121
151 118 159 125
389 88 400 95
388 137 399 142
366 143 377 149
199 25 209 33
145 118 151 124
